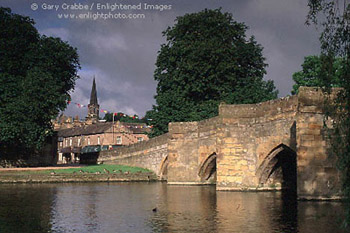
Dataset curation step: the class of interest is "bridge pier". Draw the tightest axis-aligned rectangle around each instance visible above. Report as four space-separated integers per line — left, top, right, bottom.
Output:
166 122 203 185
296 88 342 200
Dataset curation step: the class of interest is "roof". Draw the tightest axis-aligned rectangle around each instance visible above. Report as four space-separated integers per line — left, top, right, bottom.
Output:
57 122 149 137
121 122 150 134
57 122 113 137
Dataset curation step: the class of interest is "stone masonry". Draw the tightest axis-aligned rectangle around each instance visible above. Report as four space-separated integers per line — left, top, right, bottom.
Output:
99 133 168 177
100 87 343 199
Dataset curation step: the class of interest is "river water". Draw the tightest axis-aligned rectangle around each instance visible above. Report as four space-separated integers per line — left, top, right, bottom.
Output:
0 182 346 233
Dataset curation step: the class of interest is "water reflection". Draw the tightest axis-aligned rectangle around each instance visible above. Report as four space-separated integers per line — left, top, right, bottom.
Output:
276 190 298 232
0 184 54 232
149 185 218 232
50 184 101 232
0 183 347 233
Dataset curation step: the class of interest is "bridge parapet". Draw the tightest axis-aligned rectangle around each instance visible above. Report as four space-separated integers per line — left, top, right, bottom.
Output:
100 133 168 175
219 95 298 120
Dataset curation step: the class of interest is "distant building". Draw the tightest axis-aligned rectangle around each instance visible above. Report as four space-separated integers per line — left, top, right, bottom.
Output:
54 78 149 164
86 77 99 124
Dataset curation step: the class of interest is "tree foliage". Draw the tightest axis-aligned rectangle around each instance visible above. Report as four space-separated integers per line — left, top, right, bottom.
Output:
291 55 343 94
103 112 147 124
147 9 278 137
307 0 350 227
0 7 80 157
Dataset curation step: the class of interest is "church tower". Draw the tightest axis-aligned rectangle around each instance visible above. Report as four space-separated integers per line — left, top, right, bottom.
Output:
86 77 99 123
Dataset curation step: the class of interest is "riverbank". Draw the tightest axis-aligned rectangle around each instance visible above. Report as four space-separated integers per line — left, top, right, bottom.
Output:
0 164 159 183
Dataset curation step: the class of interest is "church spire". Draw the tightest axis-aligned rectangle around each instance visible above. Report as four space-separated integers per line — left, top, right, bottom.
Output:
86 77 99 123
90 77 98 105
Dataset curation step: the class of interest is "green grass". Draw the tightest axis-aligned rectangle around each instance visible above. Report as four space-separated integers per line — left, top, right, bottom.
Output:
2 164 152 175
46 164 151 174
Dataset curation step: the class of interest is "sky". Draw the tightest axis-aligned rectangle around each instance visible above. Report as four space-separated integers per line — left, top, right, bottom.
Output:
1 0 321 119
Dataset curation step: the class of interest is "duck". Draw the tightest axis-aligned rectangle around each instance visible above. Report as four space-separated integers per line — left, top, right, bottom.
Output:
103 168 110 174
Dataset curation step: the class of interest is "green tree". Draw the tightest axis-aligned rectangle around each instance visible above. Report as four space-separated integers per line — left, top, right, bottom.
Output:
103 112 146 124
103 112 122 122
0 7 80 159
291 55 343 94
147 9 278 137
308 0 350 227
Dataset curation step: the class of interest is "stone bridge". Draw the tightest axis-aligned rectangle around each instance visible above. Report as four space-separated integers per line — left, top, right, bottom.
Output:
99 87 342 200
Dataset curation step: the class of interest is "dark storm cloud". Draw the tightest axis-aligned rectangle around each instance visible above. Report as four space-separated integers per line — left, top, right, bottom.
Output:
237 0 320 96
1 0 320 119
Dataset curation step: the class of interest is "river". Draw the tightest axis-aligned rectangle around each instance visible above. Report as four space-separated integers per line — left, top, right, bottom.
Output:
0 183 346 233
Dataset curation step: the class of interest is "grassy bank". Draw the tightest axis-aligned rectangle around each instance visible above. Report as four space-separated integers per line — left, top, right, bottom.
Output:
0 164 158 183
40 164 151 174
1 164 151 174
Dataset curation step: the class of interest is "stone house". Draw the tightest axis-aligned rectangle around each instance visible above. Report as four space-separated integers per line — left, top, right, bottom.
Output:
54 78 149 164
57 121 149 164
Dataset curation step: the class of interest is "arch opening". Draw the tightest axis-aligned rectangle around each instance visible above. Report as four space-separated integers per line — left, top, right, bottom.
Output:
198 153 217 183
159 156 169 180
257 145 297 193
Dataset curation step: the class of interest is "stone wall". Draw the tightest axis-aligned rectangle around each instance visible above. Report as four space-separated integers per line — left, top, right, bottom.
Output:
167 122 198 184
197 117 219 183
99 133 168 176
166 117 220 184
296 87 342 199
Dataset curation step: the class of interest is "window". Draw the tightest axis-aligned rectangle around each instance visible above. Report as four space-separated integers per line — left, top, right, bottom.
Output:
69 138 72 146
97 136 100 145
137 137 143 142
88 137 91 145
78 138 81 146
116 136 122 145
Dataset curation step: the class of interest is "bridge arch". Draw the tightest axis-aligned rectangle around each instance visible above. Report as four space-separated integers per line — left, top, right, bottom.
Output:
198 153 217 182
159 155 169 180
256 144 297 191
